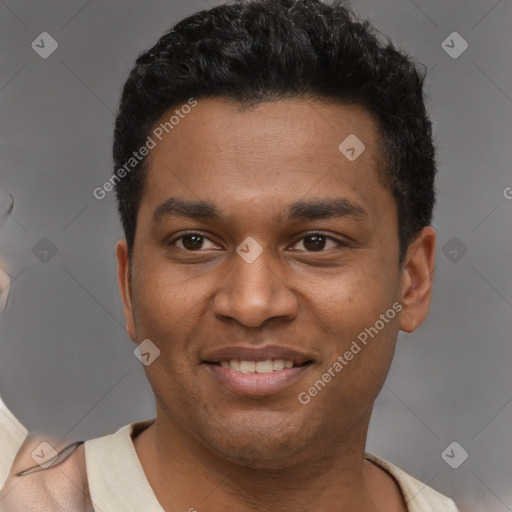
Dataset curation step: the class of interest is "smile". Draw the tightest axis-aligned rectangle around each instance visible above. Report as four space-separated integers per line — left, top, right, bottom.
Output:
204 358 313 396
220 359 295 373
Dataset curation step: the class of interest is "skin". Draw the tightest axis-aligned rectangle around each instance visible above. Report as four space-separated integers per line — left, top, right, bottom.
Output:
116 97 436 511
0 436 92 511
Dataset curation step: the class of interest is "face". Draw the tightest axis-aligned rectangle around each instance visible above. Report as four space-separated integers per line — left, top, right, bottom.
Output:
116 98 435 468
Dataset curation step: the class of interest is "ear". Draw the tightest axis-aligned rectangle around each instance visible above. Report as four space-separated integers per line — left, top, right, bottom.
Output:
115 239 136 341
399 226 436 333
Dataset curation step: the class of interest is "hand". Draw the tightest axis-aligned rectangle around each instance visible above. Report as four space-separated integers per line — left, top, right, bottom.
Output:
0 434 93 511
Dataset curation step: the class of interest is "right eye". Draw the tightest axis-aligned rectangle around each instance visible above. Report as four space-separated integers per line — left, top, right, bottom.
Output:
167 231 220 251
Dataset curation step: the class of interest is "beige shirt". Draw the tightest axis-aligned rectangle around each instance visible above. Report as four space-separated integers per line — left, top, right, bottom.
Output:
85 420 460 512
0 398 28 491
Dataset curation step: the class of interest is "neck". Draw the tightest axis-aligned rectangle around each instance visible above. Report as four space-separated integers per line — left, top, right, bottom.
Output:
133 406 403 512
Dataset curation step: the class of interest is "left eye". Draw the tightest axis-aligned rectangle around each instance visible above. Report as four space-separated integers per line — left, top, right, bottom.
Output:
290 233 342 252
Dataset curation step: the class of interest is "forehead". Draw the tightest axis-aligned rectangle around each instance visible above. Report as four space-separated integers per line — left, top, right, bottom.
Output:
140 97 390 223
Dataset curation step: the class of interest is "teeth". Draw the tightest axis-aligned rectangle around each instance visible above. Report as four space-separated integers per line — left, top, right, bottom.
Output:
219 359 296 373
239 361 256 373
272 359 285 370
256 360 273 373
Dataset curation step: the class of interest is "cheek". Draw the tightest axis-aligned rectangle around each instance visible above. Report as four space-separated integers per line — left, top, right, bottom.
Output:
317 254 400 327
132 254 207 332
130 268 202 381
307 258 401 396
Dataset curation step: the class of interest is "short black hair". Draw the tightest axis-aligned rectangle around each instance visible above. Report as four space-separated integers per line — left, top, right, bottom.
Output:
113 0 436 264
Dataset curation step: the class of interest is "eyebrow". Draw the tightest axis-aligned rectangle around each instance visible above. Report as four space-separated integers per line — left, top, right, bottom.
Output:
153 198 221 224
152 197 368 224
287 198 368 222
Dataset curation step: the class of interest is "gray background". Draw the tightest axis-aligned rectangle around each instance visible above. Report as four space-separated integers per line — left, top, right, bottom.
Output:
0 1 511 510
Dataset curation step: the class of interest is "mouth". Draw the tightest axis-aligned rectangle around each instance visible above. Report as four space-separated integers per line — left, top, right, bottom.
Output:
206 358 312 373
202 346 314 396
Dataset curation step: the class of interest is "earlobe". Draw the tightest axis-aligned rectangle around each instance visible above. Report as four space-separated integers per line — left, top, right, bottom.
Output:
115 239 137 341
398 226 436 333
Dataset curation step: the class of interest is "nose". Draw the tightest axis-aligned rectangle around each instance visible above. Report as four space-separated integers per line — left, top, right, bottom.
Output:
212 247 299 328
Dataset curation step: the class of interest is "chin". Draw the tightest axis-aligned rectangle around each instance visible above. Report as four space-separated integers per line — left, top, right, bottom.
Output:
211 440 311 471
197 411 322 470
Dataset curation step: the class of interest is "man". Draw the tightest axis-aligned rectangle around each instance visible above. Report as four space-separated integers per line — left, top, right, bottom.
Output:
84 0 459 510
2 0 462 509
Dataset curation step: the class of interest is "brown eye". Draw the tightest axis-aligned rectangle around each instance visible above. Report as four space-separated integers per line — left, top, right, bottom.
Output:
303 235 327 251
181 234 205 250
168 232 218 251
291 233 342 252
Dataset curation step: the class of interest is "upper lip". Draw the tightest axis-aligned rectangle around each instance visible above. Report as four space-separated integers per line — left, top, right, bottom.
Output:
202 345 314 366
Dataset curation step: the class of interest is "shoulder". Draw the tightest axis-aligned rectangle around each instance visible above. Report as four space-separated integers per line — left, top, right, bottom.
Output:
84 419 153 470
84 420 163 512
365 452 460 512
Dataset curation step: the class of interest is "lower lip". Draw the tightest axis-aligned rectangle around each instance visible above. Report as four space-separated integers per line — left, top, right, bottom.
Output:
205 363 311 397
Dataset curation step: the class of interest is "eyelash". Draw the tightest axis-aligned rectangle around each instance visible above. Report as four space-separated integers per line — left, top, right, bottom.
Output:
167 230 347 252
